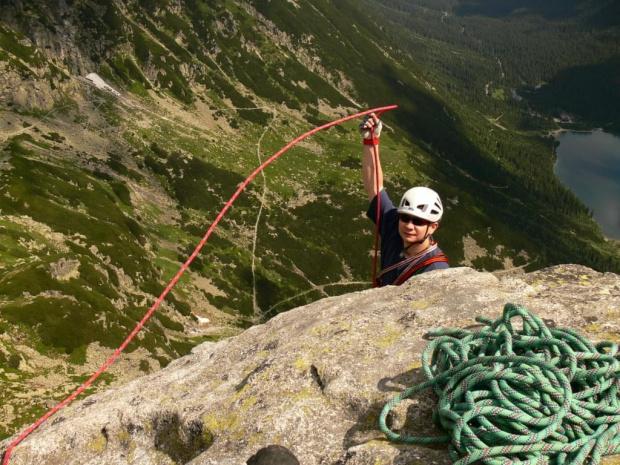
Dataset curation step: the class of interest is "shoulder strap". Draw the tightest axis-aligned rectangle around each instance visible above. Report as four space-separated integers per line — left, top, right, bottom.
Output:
377 243 439 282
393 253 450 286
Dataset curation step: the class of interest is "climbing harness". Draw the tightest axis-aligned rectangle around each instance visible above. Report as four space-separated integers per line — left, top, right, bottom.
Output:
375 241 450 287
392 251 449 286
379 303 620 464
1 104 398 465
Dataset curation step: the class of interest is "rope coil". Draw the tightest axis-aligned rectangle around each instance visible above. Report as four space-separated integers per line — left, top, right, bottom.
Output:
379 303 620 464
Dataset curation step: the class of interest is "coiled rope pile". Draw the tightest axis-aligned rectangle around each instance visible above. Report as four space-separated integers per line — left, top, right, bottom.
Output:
379 303 620 464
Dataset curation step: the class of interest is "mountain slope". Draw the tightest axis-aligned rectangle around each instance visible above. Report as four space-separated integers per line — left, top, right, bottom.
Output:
373 0 620 129
0 0 619 440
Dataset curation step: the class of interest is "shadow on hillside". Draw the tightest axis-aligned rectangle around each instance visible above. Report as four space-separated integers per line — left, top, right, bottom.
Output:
453 0 581 20
520 58 620 126
368 62 510 193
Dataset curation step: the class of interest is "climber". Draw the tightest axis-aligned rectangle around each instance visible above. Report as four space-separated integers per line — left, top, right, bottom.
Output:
360 113 449 286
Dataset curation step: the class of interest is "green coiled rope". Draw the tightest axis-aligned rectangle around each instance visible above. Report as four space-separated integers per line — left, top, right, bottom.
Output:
379 303 620 464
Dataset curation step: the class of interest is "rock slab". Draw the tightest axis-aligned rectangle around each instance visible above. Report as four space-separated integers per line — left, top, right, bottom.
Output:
3 265 620 465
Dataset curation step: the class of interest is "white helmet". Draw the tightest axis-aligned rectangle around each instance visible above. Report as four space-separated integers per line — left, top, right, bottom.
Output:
397 187 443 222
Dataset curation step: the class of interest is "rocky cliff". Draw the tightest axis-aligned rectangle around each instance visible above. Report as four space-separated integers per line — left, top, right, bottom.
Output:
2 264 620 465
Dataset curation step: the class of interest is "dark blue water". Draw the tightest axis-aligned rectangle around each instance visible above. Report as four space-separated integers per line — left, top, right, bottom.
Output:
554 129 620 239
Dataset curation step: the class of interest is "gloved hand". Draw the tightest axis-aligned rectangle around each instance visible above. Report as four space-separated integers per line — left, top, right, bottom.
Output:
359 114 382 140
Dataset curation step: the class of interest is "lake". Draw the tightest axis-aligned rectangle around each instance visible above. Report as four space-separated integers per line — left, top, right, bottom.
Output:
554 129 620 239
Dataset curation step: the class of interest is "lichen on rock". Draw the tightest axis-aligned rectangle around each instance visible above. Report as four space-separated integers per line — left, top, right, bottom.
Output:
2 265 620 464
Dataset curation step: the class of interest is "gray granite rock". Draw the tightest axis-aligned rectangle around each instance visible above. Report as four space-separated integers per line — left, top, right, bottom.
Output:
3 265 620 465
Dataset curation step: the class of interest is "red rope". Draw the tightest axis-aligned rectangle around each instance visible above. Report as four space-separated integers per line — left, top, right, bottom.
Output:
370 109 388 288
371 135 381 287
1 104 397 464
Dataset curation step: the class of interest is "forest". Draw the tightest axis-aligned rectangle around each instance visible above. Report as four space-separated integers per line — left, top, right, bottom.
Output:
366 0 620 271
373 0 620 129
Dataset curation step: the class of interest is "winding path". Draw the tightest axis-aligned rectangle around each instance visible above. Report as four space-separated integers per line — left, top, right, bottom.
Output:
251 109 279 317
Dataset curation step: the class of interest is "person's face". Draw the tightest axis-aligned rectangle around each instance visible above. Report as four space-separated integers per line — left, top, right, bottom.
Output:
398 213 438 245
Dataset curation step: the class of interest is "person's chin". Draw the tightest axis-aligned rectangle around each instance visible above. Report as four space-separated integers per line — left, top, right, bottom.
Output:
402 235 418 244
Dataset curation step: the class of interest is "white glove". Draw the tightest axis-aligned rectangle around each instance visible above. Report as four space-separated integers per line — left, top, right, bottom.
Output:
359 115 382 140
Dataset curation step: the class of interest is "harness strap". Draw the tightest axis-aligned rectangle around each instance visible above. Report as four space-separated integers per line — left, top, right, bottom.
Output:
377 242 439 281
393 252 449 286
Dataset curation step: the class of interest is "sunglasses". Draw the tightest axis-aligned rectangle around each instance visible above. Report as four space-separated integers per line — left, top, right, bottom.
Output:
398 213 430 226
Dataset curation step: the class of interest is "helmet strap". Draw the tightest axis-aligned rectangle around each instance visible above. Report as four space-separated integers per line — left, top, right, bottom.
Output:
403 225 431 252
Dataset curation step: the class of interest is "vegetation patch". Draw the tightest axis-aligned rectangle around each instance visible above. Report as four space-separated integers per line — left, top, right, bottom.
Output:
153 412 213 464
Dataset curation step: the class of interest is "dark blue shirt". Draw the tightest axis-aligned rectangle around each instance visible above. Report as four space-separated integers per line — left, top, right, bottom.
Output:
366 189 449 285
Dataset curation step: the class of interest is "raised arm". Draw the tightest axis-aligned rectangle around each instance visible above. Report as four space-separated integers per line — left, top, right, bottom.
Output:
360 113 383 201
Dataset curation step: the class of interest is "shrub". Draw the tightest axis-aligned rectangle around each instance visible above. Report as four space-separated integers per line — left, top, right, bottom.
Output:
139 359 151 373
8 354 21 369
